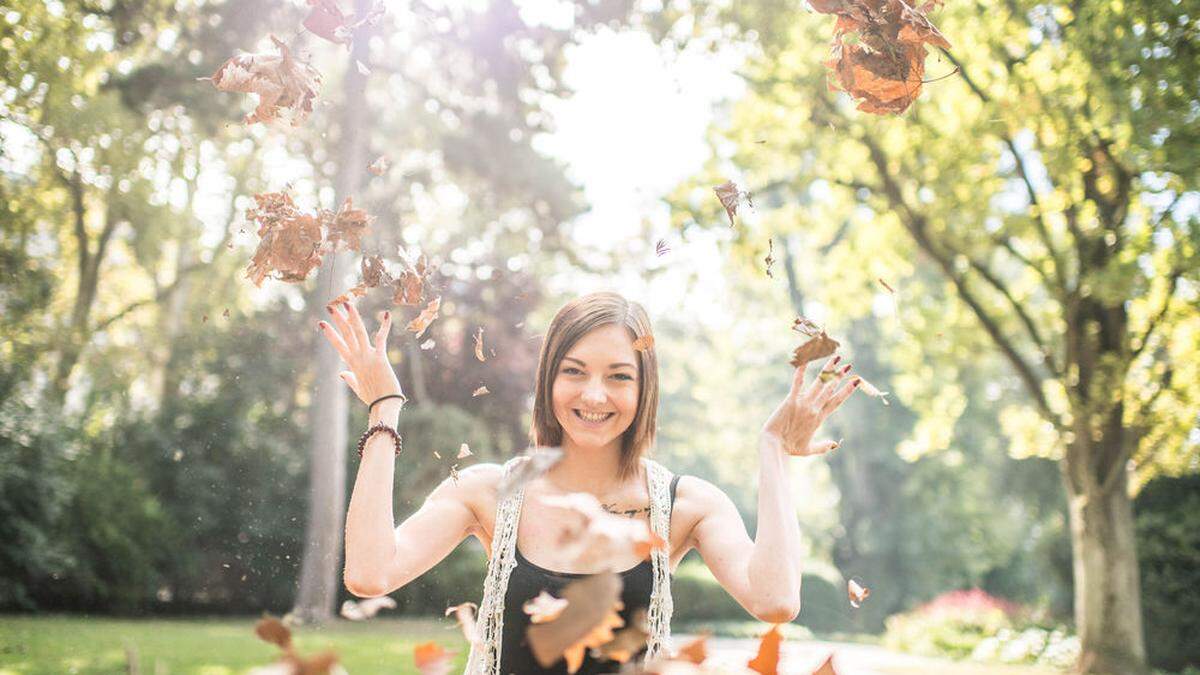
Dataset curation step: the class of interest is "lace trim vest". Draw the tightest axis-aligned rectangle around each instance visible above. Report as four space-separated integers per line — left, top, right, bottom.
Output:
464 456 675 674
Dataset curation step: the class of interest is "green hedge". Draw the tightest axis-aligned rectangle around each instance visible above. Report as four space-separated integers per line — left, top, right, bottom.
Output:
1136 473 1200 672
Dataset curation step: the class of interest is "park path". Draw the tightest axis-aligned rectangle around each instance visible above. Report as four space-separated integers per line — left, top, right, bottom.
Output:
678 634 1063 675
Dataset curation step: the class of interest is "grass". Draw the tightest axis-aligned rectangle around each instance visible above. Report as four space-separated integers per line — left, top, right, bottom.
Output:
0 615 469 675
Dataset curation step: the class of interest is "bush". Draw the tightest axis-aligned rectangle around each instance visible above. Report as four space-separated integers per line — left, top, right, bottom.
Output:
1136 474 1200 671
883 589 1023 659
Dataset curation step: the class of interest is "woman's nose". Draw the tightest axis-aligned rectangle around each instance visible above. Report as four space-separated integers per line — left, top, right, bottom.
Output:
581 380 606 404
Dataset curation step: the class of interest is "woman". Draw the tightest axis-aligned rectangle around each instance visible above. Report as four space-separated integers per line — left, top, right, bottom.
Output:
318 291 860 674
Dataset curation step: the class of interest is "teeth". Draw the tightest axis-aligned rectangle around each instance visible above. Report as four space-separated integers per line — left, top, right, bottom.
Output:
575 410 613 423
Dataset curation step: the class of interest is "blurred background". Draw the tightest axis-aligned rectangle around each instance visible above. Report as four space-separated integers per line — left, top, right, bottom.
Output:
1 0 1197 672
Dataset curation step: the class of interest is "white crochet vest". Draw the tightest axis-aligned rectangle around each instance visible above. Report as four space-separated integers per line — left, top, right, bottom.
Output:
463 456 675 674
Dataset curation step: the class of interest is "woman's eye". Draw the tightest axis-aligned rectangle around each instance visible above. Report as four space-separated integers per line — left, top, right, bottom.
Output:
614 373 634 381
562 367 582 375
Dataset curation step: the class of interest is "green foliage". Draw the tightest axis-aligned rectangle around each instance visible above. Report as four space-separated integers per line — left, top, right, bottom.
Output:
1136 474 1200 671
671 556 748 622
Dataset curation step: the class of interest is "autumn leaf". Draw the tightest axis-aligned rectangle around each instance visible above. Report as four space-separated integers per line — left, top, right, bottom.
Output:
406 296 441 338
655 239 671 256
877 277 895 294
413 642 454 675
632 335 654 352
848 578 871 608
713 180 753 227
854 376 890 405
526 572 624 673
471 385 489 397
523 590 570 624
790 332 841 369
812 653 839 675
457 443 473 459
392 253 432 306
673 632 710 664
747 624 782 675
319 196 373 254
339 596 396 621
201 35 322 127
496 446 564 500
764 238 776 278
244 191 324 286
368 155 390 176
445 602 481 646
474 326 486 362
302 0 386 47
538 492 666 571
254 615 292 650
592 607 648 663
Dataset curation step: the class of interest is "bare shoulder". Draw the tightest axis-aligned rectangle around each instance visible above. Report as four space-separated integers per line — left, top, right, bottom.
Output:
425 462 504 540
671 474 734 549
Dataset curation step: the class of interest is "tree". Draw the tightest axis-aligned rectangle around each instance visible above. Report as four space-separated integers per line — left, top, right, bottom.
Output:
673 0 1200 669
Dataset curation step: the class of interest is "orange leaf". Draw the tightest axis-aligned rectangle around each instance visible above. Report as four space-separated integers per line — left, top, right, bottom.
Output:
747 624 782 675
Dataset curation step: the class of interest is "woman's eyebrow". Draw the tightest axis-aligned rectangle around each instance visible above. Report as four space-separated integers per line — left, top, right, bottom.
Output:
563 356 636 370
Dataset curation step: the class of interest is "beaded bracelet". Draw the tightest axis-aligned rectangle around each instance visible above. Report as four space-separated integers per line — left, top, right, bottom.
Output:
357 422 403 459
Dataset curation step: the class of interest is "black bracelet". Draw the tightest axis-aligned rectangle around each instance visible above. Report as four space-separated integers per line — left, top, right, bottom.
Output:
357 422 402 459
368 393 407 415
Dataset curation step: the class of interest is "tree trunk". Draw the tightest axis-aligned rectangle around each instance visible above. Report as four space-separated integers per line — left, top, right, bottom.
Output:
1064 445 1146 674
291 8 372 624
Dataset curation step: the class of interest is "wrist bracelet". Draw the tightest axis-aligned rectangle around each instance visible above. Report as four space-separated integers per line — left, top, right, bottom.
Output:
357 422 403 459
368 393 407 415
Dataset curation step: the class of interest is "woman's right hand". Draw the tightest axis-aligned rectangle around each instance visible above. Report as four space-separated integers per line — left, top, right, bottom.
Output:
318 301 405 407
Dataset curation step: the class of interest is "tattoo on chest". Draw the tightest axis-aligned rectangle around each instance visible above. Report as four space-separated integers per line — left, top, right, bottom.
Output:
600 502 651 518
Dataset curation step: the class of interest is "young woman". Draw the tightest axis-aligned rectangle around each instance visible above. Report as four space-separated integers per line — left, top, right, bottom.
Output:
318 291 860 674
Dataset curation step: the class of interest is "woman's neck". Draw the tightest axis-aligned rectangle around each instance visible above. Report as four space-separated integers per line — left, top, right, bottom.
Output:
544 438 634 497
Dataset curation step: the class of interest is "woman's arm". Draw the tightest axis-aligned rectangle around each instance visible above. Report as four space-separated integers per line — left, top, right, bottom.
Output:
687 355 859 622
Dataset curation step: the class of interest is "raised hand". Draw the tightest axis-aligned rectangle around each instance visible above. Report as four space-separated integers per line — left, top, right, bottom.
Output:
761 354 860 456
317 301 405 407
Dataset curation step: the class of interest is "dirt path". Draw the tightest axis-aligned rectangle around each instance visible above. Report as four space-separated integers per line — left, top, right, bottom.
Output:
681 634 1063 675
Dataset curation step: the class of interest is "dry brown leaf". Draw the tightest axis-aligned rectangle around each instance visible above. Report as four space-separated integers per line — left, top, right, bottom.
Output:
592 608 648 663
254 615 292 650
764 238 776 278
854 376 890 405
202 35 321 127
302 0 386 46
655 239 671 257
444 602 481 645
496 447 564 500
812 653 839 675
877 277 895 294
848 578 871 608
406 296 441 338
673 632 710 664
339 596 396 620
713 180 753 227
747 624 782 675
474 326 486 362
457 443 473 459
368 155 390 176
244 191 324 286
320 197 373 254
523 590 570 624
392 254 432 306
413 642 453 675
790 333 841 369
526 572 624 673
471 385 489 397
539 492 666 572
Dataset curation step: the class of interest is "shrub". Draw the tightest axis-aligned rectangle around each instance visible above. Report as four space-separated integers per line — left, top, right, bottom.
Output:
883 588 1020 659
1136 474 1200 671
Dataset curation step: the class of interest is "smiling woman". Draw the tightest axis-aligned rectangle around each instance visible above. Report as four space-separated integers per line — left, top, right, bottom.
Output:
323 290 861 674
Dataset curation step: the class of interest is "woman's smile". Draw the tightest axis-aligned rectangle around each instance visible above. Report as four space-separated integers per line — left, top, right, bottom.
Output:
573 408 616 426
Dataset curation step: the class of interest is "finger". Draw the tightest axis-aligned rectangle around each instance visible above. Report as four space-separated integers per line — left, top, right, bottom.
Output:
815 362 853 406
328 303 362 350
808 438 842 455
344 301 373 351
374 310 392 351
318 320 353 361
338 370 362 400
822 376 861 415
804 355 844 404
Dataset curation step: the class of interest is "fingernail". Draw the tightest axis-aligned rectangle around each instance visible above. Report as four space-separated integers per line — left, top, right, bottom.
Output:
326 305 333 314
832 355 841 365
384 311 390 320
842 364 852 374
853 378 861 387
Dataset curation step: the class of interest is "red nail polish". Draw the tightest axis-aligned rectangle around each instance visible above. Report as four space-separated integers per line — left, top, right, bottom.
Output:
384 311 390 320
832 355 841 365
842 364 852 374
853 378 861 387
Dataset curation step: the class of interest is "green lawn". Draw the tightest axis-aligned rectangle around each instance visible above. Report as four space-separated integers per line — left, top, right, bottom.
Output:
0 615 468 674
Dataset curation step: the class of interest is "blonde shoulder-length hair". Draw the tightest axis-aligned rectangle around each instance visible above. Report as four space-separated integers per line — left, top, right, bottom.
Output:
529 291 658 480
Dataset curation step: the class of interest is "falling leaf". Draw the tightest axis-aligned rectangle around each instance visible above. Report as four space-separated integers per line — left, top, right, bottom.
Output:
527 572 624 673
244 190 324 287
223 308 231 318
406 296 441 338
172 449 184 462
339 596 396 621
655 239 671 257
254 615 292 650
302 0 386 47
523 590 570 624
320 196 373 254
538 492 666 571
457 443 473 459
445 602 481 646
790 332 841 369
201 35 322 127
812 653 839 675
673 632 710 664
368 155 390 176
764 238 776 278
848 578 871 608
413 642 453 675
747 624 782 675
392 253 432 306
632 335 654 352
496 446 564 500
813 0 952 114
355 59 370 75
713 180 753 227
854 376 890 405
474 326 486 362
433 450 442 459
420 339 435 350
471 385 489 397
202 314 209 323
592 608 648 663
449 464 460 484
877 277 895 294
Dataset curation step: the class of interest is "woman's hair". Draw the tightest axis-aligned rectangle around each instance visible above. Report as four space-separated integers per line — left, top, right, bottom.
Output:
530 291 658 480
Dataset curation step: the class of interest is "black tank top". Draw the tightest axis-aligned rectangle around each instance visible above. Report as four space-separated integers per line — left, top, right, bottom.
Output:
498 474 681 675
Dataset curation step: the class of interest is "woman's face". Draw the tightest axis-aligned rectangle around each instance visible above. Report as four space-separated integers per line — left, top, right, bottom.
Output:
551 323 641 451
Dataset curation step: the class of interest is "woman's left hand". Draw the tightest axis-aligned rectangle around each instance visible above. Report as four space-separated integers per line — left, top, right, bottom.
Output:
761 354 860 456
